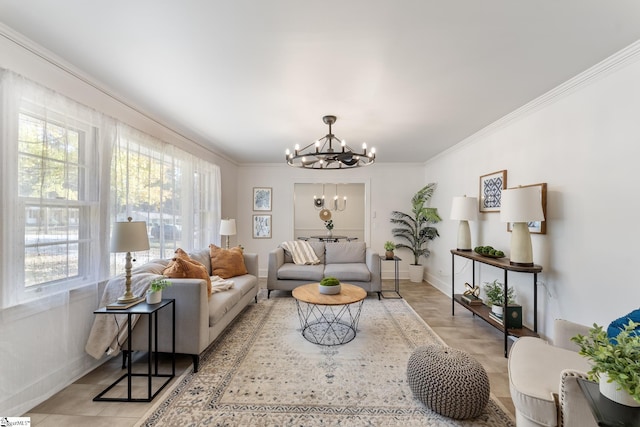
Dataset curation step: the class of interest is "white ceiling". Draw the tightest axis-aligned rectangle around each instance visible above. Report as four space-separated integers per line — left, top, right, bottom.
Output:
2 1 640 164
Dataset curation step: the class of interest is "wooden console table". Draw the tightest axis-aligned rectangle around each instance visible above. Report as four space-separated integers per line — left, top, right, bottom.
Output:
451 249 542 357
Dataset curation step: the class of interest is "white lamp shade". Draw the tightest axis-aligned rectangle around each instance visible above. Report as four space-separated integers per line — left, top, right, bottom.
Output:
111 220 150 253
450 196 478 220
220 219 237 236
500 187 545 223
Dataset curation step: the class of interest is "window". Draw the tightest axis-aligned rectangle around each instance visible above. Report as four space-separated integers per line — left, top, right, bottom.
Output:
17 111 99 291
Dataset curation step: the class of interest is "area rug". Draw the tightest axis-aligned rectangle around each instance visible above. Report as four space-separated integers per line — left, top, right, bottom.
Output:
138 295 515 426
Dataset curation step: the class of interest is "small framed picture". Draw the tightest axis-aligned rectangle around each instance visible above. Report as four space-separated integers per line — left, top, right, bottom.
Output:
479 170 507 212
507 183 547 234
252 214 272 239
253 187 272 211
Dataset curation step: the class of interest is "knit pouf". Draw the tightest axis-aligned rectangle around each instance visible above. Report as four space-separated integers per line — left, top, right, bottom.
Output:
407 344 490 419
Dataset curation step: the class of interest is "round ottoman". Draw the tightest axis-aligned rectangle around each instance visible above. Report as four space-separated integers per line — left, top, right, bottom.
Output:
407 344 490 419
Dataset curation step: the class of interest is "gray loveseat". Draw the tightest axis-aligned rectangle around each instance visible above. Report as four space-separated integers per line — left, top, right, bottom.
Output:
127 248 259 372
267 241 381 298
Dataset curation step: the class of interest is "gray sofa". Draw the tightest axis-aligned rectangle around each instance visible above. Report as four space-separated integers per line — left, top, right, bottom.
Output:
127 248 259 372
267 241 381 298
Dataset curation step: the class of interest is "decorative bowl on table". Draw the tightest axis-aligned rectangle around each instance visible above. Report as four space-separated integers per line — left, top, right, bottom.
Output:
474 246 505 259
319 277 341 295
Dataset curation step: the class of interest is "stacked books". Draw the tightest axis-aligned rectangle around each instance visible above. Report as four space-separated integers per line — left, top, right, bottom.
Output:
489 311 504 325
106 296 145 310
461 294 483 306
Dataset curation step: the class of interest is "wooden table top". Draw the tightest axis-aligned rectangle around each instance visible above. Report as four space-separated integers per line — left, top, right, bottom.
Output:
292 283 367 305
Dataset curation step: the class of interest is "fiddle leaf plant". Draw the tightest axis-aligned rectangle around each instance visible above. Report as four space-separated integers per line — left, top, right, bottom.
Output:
390 183 442 265
571 321 640 403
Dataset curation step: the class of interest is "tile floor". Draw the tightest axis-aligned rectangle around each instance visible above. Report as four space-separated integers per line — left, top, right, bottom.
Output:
23 279 515 426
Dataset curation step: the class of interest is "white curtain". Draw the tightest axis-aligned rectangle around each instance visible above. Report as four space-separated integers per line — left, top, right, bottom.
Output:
0 68 222 415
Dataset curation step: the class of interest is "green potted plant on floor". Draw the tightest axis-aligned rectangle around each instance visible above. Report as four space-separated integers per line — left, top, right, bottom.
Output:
390 183 442 282
571 321 640 407
483 279 515 316
147 277 172 304
384 241 396 260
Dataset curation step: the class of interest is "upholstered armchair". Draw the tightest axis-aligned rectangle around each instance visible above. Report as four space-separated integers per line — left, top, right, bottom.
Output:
508 319 598 427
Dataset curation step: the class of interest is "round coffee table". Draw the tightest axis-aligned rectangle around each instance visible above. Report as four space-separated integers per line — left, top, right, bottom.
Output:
292 283 367 345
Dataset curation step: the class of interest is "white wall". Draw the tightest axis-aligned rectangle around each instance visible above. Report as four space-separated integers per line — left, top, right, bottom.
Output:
237 163 427 278
423 42 640 339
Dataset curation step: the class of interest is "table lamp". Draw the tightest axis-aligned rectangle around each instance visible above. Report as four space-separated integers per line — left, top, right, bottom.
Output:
500 187 544 266
220 218 237 249
111 217 150 302
450 196 478 251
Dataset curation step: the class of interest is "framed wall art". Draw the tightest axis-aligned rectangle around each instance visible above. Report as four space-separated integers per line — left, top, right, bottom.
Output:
479 170 507 212
507 182 547 234
253 187 272 211
252 214 272 239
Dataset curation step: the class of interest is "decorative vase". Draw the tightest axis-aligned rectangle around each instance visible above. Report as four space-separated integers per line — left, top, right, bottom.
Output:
491 305 504 317
408 264 424 283
146 289 162 304
385 250 395 260
319 284 341 295
327 230 333 238
599 372 640 407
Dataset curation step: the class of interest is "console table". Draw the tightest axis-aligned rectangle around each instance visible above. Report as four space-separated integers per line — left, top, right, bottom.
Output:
93 299 175 402
451 249 542 357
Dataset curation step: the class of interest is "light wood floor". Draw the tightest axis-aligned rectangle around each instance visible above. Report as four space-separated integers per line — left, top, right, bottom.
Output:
23 279 515 426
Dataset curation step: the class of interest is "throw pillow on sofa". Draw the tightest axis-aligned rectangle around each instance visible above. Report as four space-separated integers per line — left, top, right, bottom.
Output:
163 248 212 297
210 244 248 279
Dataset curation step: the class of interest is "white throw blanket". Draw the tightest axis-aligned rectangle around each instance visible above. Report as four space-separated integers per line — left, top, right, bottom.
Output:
85 272 162 359
281 240 320 265
211 275 235 293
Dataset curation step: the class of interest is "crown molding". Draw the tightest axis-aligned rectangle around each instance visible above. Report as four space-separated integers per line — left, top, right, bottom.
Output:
429 39 640 163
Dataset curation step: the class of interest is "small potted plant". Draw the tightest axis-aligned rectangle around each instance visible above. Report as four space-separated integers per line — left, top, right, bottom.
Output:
147 277 172 304
483 279 515 316
319 276 341 295
324 219 334 237
571 321 640 407
384 241 396 259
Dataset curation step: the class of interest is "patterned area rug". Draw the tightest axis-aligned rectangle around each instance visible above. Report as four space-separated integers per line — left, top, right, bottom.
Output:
138 295 515 426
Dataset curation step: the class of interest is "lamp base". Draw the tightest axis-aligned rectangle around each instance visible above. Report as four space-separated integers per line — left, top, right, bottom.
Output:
117 293 138 303
456 220 472 251
509 222 534 267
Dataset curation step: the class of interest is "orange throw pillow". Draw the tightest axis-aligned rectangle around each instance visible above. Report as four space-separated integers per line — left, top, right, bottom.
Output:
209 244 248 279
163 248 212 298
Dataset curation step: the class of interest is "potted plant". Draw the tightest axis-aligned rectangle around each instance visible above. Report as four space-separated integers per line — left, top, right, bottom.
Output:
146 277 172 304
571 321 640 407
483 279 515 316
390 183 442 282
319 276 341 295
384 241 396 260
324 219 334 237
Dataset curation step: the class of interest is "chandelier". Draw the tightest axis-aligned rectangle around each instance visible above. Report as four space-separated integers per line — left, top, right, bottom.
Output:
313 184 347 212
285 115 376 170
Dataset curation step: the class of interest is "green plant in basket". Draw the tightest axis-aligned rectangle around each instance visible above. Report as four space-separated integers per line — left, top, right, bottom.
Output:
320 277 340 286
149 277 172 293
571 321 640 404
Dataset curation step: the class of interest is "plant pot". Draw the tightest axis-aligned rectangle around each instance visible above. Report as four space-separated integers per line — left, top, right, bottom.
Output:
385 250 395 260
599 372 640 407
408 264 424 283
146 289 162 304
319 284 341 295
491 305 504 317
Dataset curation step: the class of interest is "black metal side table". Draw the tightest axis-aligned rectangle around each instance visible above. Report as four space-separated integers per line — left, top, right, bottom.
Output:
379 255 402 298
578 378 640 427
93 299 175 402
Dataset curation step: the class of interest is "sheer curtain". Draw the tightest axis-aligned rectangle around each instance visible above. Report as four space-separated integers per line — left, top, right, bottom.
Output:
0 68 221 415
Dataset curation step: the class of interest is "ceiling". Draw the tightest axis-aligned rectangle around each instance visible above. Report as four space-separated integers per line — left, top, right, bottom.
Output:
2 1 640 165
